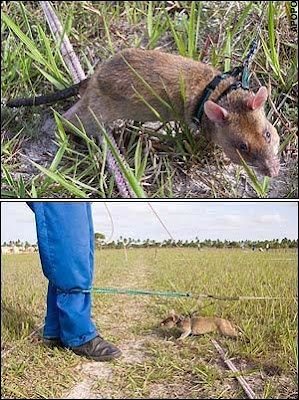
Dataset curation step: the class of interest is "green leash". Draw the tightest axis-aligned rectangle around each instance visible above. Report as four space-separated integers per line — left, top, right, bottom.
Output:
81 287 292 301
241 37 259 89
82 287 194 298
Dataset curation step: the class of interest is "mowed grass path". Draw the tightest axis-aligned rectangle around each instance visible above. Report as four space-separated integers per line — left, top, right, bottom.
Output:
1 248 298 398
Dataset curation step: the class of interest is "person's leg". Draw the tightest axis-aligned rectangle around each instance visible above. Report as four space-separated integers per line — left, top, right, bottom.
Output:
44 282 60 338
86 202 95 284
28 202 61 346
28 201 97 345
27 202 121 360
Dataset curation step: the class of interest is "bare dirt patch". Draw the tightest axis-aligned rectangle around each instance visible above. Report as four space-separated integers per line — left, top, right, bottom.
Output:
64 362 114 399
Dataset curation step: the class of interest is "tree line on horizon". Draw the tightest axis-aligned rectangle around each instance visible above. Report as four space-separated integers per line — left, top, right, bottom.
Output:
2 236 298 250
94 234 298 250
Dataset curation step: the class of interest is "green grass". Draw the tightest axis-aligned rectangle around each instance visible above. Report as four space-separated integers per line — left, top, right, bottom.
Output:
1 1 298 198
1 248 297 398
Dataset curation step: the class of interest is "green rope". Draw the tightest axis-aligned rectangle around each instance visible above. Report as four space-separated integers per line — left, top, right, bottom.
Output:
81 287 294 301
83 287 193 298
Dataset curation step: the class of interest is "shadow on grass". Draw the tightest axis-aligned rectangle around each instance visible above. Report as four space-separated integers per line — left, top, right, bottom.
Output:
154 325 181 340
1 300 38 340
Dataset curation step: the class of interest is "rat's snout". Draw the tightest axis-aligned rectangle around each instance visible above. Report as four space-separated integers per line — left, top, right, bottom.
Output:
160 318 175 328
259 156 280 177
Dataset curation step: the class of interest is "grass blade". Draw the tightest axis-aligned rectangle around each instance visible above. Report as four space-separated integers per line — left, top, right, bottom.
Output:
224 29 231 72
29 160 88 198
237 150 268 198
89 109 147 198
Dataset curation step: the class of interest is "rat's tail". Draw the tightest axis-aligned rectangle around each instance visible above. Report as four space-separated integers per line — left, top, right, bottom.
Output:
6 79 89 108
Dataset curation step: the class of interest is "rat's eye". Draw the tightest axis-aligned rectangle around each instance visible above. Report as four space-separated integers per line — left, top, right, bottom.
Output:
239 142 248 152
264 131 271 143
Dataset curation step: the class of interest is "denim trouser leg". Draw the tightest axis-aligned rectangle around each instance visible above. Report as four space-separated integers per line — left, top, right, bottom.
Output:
27 202 98 347
44 282 60 338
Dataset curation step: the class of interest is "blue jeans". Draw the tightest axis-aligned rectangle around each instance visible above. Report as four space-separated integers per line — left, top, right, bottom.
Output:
27 202 98 347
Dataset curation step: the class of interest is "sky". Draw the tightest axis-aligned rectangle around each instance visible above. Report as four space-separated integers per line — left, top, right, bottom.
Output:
1 201 297 244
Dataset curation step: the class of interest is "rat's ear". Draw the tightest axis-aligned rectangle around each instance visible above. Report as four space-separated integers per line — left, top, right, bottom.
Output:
169 309 176 316
204 100 229 123
247 86 268 110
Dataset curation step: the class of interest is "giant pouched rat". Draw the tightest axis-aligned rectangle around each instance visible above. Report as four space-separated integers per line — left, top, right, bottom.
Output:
160 310 239 339
7 48 280 177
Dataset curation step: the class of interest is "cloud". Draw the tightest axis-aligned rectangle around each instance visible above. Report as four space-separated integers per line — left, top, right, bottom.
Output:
254 214 286 224
218 214 242 226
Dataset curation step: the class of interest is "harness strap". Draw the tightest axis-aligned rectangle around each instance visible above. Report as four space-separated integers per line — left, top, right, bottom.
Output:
215 81 249 103
190 10 261 125
193 37 258 123
193 65 248 123
194 72 229 122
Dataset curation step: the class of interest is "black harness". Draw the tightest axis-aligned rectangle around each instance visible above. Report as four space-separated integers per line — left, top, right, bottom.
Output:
193 38 258 123
193 66 248 123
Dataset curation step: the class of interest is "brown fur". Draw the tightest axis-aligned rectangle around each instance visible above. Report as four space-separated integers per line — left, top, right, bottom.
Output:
160 310 239 339
8 48 280 176
67 49 216 128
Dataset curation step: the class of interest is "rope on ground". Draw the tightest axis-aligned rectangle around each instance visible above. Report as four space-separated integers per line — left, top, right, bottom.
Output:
40 1 86 83
39 1 134 198
211 339 256 399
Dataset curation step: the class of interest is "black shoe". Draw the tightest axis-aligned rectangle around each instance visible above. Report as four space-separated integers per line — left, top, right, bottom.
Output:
71 335 122 361
43 337 65 348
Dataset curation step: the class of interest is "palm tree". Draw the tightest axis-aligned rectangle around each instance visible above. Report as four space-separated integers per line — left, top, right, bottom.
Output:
95 232 105 241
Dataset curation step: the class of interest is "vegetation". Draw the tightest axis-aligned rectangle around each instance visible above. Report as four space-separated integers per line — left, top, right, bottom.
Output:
1 248 297 398
1 1 298 198
2 239 34 248
95 235 298 249
3 236 298 250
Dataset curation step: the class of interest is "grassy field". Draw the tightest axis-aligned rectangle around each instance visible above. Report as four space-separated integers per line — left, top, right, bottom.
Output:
1 248 297 399
1 1 298 198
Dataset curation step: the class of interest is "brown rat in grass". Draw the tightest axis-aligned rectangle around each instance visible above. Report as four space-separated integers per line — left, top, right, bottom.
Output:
160 310 239 339
7 48 280 177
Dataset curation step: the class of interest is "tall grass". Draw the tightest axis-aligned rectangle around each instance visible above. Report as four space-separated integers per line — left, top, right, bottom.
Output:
2 1 297 198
